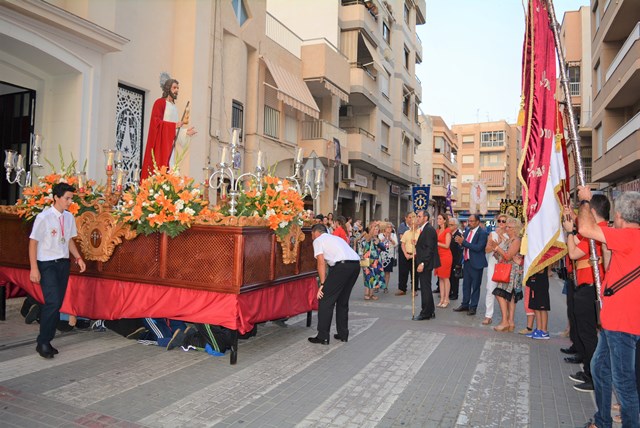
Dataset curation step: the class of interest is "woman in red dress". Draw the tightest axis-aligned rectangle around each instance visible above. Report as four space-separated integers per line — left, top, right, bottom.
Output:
435 213 452 308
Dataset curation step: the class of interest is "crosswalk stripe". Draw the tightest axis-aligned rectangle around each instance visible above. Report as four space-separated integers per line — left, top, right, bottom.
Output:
296 330 445 427
0 334 135 382
455 339 530 426
139 318 378 427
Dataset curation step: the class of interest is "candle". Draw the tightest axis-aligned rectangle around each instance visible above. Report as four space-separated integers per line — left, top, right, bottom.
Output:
116 150 123 164
231 128 240 147
116 169 125 191
304 169 311 186
295 147 304 164
16 154 24 171
132 168 140 183
256 150 264 169
104 150 115 171
220 147 229 166
33 134 42 150
4 150 16 169
314 168 322 185
76 171 86 193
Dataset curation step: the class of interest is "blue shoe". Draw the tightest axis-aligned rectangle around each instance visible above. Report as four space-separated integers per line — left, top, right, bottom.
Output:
532 330 550 340
525 329 538 338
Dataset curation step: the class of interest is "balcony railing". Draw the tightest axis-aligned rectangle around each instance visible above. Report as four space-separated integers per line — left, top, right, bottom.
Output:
343 127 375 140
266 12 302 58
569 82 580 96
606 22 640 82
301 120 347 142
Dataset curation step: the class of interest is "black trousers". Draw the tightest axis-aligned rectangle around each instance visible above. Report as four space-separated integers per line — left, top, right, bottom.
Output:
398 254 418 292
449 264 461 299
573 285 598 377
566 278 580 353
419 269 435 317
316 262 360 341
36 259 70 346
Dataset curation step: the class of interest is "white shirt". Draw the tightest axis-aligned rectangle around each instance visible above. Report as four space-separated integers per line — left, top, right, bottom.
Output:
29 206 77 261
164 100 190 165
313 233 359 266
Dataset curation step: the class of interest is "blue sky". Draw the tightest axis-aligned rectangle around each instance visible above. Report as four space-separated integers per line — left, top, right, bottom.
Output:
416 0 590 126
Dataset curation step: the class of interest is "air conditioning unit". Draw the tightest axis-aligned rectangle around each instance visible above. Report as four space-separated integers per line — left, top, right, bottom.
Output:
341 164 355 181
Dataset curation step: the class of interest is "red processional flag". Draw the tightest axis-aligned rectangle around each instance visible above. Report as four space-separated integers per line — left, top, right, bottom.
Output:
518 0 568 283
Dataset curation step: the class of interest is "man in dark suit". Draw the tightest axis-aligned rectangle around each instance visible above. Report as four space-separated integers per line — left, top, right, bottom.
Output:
414 210 440 320
448 217 463 301
453 214 488 316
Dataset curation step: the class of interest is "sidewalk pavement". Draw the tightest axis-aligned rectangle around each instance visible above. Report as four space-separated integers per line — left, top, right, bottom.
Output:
0 271 600 427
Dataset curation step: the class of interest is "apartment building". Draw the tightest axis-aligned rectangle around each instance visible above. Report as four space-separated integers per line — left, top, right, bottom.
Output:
0 0 425 227
559 7 595 200
451 121 520 219
590 0 640 196
416 115 458 219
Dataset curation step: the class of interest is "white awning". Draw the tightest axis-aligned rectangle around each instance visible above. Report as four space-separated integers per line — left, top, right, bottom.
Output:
322 78 349 103
262 57 320 119
361 35 386 74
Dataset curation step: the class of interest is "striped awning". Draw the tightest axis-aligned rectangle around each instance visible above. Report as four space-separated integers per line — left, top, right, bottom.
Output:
322 78 349 103
480 170 505 186
262 57 320 119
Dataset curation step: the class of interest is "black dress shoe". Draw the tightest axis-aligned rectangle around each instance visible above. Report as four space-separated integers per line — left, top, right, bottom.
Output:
308 336 329 345
564 356 583 364
415 313 435 321
453 306 469 312
467 309 477 316
36 343 54 359
49 344 59 355
333 334 348 342
560 346 577 355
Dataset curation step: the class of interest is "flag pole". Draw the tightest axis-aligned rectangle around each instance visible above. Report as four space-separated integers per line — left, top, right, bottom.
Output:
544 0 603 321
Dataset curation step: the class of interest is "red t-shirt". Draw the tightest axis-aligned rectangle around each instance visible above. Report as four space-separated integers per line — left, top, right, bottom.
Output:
333 227 349 244
599 226 640 335
574 221 606 285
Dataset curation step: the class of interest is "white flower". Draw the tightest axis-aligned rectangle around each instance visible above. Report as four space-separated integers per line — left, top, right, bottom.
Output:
175 200 185 211
149 189 154 195
185 207 195 216
142 202 149 207
148 213 157 218
279 221 288 229
275 184 283 192
162 184 170 191
265 208 275 219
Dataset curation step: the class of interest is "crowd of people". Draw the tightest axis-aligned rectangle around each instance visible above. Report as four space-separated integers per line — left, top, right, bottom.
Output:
23 184 639 427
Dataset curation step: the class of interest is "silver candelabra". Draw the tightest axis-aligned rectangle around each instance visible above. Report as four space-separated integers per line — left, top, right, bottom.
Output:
3 134 44 187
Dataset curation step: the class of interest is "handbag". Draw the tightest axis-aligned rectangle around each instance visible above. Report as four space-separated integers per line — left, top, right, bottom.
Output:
492 262 512 283
360 258 371 268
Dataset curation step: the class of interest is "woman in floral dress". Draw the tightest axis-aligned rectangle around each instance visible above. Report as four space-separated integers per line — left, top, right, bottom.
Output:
490 216 524 332
358 221 387 300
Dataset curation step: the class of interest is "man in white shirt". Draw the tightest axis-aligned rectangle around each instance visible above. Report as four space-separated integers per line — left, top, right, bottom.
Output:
29 182 86 358
308 224 360 345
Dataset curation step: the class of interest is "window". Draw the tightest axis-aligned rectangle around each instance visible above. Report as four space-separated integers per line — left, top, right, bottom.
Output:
404 2 410 24
462 155 474 164
232 0 248 26
568 66 580 96
595 123 603 158
232 100 244 142
402 88 410 117
480 153 504 167
462 135 474 143
480 130 505 147
264 106 279 138
381 121 390 152
404 45 410 69
402 135 411 163
383 21 390 44
379 71 390 98
593 1 600 31
284 110 297 144
595 60 602 92
433 168 445 186
461 174 474 183
434 136 444 153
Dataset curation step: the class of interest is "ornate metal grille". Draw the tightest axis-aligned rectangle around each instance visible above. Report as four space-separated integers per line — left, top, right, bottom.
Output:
115 84 145 183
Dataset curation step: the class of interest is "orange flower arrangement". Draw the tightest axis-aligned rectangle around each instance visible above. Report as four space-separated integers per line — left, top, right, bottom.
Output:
16 172 99 221
116 166 208 237
216 175 305 238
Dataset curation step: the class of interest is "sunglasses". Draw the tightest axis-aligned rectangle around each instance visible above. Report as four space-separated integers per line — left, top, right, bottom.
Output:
497 219 507 223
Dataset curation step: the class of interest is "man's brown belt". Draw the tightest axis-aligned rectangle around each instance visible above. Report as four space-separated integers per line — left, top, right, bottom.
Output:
575 257 603 270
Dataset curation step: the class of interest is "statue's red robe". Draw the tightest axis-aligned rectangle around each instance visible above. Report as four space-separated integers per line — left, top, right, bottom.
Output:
141 98 177 179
